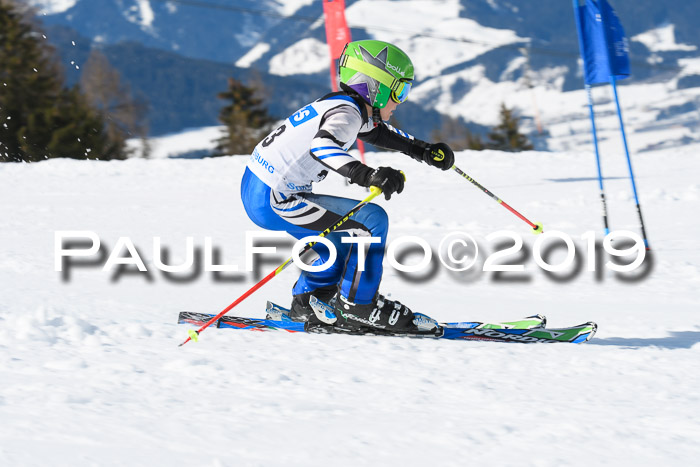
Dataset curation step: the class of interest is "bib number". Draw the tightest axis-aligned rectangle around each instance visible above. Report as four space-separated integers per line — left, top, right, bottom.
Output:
262 124 286 148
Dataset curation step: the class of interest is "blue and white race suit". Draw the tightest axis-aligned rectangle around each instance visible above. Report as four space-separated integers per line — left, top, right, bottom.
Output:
241 92 424 304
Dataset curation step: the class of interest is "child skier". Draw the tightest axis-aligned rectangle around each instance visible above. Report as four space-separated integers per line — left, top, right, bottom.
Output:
241 40 454 331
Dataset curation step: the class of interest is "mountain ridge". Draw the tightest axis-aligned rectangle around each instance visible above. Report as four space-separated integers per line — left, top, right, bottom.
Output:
29 0 700 137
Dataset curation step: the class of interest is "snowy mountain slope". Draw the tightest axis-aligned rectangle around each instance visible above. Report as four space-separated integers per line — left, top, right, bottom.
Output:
32 0 700 72
130 60 700 161
31 0 700 136
32 0 307 63
2 139 700 465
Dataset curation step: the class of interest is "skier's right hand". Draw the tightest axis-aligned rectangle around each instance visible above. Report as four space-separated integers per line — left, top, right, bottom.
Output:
367 166 405 200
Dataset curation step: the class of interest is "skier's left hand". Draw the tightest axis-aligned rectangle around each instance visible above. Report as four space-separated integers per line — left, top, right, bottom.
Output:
423 142 455 171
367 166 405 200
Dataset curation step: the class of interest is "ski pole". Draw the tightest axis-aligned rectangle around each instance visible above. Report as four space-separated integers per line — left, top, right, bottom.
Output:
452 165 543 234
179 186 383 347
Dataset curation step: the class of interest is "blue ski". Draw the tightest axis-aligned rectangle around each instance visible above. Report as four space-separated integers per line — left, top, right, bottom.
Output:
178 303 596 344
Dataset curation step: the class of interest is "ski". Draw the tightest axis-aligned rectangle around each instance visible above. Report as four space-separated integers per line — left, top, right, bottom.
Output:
267 300 546 330
178 303 596 344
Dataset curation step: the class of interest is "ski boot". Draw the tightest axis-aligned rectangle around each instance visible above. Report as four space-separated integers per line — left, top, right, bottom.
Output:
309 293 439 334
286 285 338 323
412 312 440 332
333 293 423 332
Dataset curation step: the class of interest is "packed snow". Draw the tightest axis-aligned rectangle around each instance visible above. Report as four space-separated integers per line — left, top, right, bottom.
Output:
2 110 700 465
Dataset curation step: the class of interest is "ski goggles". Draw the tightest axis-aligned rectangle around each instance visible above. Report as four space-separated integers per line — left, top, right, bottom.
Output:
391 79 412 104
340 55 413 105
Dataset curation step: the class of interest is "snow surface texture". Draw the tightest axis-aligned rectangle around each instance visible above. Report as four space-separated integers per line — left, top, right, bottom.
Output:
2 123 700 465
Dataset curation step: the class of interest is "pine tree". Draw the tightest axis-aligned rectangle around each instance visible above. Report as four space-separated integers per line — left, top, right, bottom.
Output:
18 87 123 161
216 77 274 156
1 0 58 160
464 128 485 151
0 0 124 162
486 103 534 152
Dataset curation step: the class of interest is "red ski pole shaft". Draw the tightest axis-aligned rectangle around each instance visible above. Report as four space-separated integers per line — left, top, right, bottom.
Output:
179 186 383 346
452 165 543 234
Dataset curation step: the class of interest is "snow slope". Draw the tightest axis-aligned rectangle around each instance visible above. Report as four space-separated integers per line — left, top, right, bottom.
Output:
2 134 700 465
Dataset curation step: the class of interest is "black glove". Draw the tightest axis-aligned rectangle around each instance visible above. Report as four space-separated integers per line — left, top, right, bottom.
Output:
424 142 455 171
408 140 455 171
367 166 405 200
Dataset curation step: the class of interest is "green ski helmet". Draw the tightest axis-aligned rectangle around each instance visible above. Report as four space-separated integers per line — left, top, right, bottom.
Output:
339 40 414 109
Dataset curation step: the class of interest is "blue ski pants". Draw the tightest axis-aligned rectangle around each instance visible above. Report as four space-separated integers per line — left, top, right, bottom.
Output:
240 168 388 304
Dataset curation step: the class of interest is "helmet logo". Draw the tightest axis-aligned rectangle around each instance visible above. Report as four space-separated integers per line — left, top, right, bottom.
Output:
359 47 406 78
386 62 406 77
359 45 389 73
